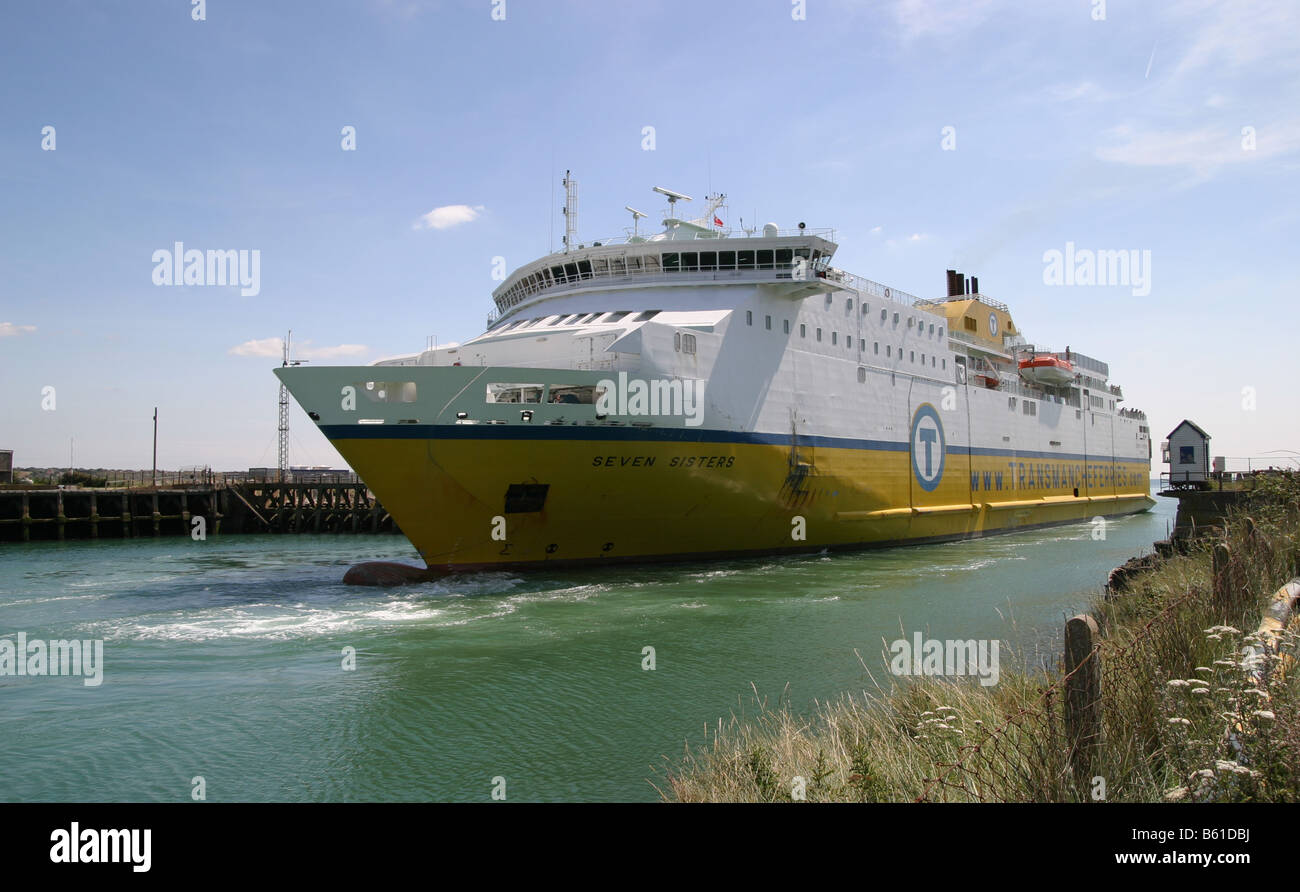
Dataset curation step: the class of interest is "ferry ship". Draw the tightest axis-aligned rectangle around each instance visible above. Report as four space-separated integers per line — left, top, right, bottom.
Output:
276 181 1153 572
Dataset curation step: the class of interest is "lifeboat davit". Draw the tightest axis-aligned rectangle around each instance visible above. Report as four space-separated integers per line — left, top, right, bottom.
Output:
1018 354 1075 387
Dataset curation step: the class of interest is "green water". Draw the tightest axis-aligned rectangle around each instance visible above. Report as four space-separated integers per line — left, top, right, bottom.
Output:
0 486 1174 801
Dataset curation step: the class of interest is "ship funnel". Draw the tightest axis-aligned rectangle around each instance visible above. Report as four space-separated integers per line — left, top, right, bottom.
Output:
946 269 963 297
970 276 979 294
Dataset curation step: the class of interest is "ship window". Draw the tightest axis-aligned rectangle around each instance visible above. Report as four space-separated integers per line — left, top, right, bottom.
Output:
964 317 977 331
746 310 753 326
738 250 755 268
662 252 680 271
757 250 774 269
487 383 545 404
908 317 914 328
929 323 935 335
635 310 660 321
859 338 865 350
862 303 870 315
910 351 915 362
719 251 736 270
681 252 699 271
857 367 866 383
845 334 851 349
942 359 946 369
1008 397 1016 410
886 346 891 357
931 356 936 367
874 342 879 354
920 353 925 364
816 328 823 342
606 311 630 323
682 334 697 354
938 326 944 337
626 255 643 272
880 309 887 322
846 298 853 312
765 315 772 330
564 262 579 280
783 319 790 334
674 332 681 351
609 257 626 275
548 316 565 326
893 312 900 324
800 323 806 338
578 260 593 279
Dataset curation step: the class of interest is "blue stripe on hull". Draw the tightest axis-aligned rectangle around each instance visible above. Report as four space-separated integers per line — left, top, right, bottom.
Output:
318 423 1146 464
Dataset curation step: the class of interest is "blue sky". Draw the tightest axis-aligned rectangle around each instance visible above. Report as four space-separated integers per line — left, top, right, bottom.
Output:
2 0 1297 471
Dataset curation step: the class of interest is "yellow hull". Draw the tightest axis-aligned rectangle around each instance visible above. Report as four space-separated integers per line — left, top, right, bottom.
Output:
327 430 1153 571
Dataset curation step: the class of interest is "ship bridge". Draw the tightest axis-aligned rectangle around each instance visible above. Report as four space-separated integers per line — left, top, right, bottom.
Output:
490 231 839 327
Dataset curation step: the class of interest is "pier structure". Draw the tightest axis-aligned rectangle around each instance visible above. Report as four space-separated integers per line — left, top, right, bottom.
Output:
0 481 398 543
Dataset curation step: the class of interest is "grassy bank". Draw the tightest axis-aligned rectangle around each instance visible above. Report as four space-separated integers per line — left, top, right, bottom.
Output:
663 476 1300 802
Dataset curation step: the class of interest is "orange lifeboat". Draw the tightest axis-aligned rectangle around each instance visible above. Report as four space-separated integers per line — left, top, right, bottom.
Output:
1018 354 1075 387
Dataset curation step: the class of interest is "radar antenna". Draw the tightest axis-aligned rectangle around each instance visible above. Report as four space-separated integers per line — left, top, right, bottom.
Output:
624 206 647 238
652 185 692 218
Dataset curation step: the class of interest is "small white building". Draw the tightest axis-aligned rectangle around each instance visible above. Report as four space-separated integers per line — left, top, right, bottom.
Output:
1162 420 1210 487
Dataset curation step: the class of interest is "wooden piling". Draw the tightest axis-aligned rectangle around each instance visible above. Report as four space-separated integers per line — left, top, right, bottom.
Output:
1064 614 1102 788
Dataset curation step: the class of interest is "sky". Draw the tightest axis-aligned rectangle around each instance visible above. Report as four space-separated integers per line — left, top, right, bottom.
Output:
2 0 1298 473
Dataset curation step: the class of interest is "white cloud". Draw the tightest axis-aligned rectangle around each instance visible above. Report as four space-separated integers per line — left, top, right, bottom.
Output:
870 225 883 234
229 337 283 358
414 204 485 231
1095 121 1300 174
1170 0 1300 78
891 0 998 41
229 338 368 360
0 322 37 337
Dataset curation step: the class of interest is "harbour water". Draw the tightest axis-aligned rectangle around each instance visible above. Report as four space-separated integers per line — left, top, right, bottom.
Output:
0 484 1174 802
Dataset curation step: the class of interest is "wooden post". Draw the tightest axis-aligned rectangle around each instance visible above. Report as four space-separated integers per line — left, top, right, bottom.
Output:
1213 543 1232 614
1064 614 1101 788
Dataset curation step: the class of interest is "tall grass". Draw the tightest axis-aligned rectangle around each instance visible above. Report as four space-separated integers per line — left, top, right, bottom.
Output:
662 476 1300 802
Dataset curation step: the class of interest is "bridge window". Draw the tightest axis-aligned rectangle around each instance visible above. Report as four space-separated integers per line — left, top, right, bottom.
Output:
682 334 697 354
700 252 717 270
662 252 680 271
719 251 736 270
775 248 793 267
757 249 774 269
738 250 755 269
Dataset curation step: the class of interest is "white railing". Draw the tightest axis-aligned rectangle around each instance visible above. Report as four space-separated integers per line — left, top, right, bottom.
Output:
823 269 922 307
564 227 837 248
